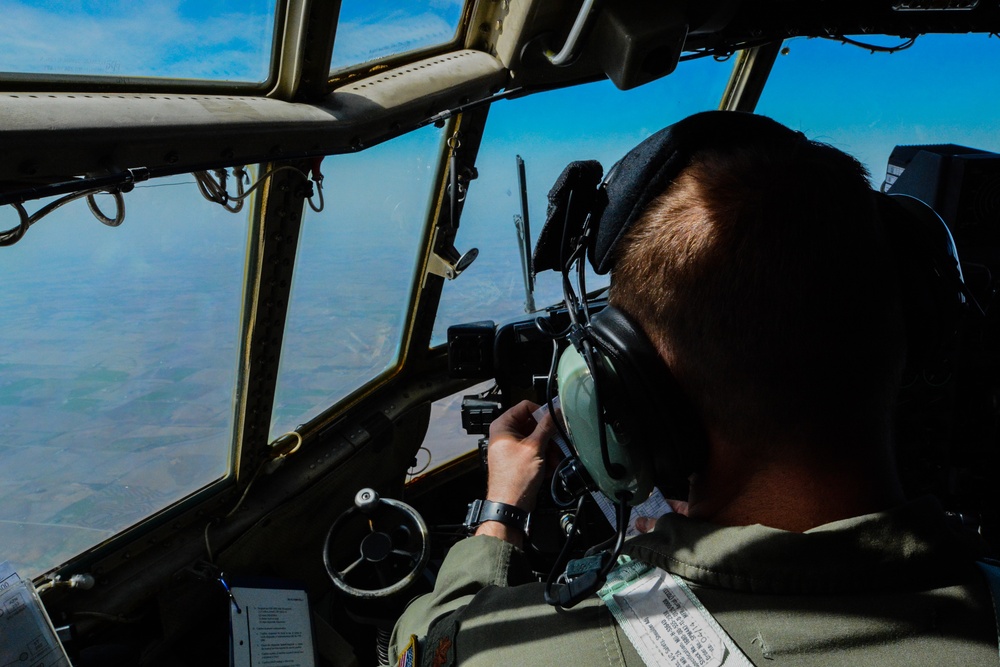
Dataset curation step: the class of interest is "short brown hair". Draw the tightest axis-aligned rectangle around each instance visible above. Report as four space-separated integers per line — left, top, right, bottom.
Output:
610 137 906 450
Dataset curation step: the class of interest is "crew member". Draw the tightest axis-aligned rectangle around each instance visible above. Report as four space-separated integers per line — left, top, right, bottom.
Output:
391 112 997 666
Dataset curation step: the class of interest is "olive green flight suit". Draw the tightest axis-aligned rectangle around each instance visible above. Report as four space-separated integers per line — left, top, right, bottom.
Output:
390 497 997 666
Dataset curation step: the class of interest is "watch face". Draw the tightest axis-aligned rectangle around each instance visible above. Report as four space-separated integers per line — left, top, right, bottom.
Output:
464 500 483 532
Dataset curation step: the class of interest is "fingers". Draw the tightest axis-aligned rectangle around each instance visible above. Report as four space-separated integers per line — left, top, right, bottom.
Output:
666 499 689 516
489 400 544 439
489 401 557 454
533 409 557 443
483 401 555 514
634 516 657 533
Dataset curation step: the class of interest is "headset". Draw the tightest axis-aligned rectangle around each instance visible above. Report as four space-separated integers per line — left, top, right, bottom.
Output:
535 110 970 607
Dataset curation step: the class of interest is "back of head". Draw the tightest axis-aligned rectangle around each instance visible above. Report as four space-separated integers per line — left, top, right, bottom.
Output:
610 117 906 454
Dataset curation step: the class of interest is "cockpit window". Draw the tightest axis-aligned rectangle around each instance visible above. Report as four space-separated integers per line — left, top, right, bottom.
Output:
268 125 445 440
415 380 494 476
0 0 276 83
330 0 464 73
0 175 248 577
431 55 736 345
757 34 1000 178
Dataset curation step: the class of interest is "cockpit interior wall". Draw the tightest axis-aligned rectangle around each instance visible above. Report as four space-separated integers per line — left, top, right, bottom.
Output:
139 403 431 664
218 404 431 582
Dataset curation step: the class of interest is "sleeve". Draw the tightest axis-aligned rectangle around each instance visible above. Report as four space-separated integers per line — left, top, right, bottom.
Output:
388 535 532 664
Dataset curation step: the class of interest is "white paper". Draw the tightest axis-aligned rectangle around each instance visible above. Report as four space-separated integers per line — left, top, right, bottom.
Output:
230 585 315 667
0 562 72 667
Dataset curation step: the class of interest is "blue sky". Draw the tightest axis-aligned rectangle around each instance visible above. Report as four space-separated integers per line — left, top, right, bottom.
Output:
0 0 275 79
332 0 464 69
757 34 1000 176
435 33 1000 337
0 0 465 81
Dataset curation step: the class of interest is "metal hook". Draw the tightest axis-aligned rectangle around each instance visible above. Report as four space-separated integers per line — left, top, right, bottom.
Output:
87 190 126 227
0 203 31 246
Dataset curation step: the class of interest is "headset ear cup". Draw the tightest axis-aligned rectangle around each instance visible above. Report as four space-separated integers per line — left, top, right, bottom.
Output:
556 344 654 503
879 194 968 368
586 306 707 499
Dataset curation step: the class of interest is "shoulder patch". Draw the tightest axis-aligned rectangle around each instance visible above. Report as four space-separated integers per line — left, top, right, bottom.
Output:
397 634 419 667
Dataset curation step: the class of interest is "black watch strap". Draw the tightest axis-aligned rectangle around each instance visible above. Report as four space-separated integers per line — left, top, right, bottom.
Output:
464 499 530 534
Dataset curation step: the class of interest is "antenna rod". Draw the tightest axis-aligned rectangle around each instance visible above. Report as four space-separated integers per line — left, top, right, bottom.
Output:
515 156 536 312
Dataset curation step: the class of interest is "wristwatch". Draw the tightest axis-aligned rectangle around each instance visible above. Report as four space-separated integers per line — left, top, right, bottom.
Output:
464 499 530 535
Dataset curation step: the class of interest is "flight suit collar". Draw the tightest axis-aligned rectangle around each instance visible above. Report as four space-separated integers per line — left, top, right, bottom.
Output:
622 496 987 595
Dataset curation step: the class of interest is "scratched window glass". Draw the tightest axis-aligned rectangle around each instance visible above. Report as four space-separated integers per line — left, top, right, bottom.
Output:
331 0 464 71
0 175 247 576
0 0 276 82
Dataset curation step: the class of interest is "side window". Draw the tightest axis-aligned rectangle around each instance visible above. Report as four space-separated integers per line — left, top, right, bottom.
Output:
0 0 276 82
1 176 248 577
414 381 495 476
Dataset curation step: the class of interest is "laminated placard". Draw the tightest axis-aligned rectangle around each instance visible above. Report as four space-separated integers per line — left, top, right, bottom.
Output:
228 578 316 667
0 562 72 667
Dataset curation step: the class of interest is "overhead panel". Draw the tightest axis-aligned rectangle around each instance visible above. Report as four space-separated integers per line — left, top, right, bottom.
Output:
0 50 507 190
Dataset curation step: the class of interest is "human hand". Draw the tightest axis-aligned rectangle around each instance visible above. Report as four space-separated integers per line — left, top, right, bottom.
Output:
483 400 557 513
